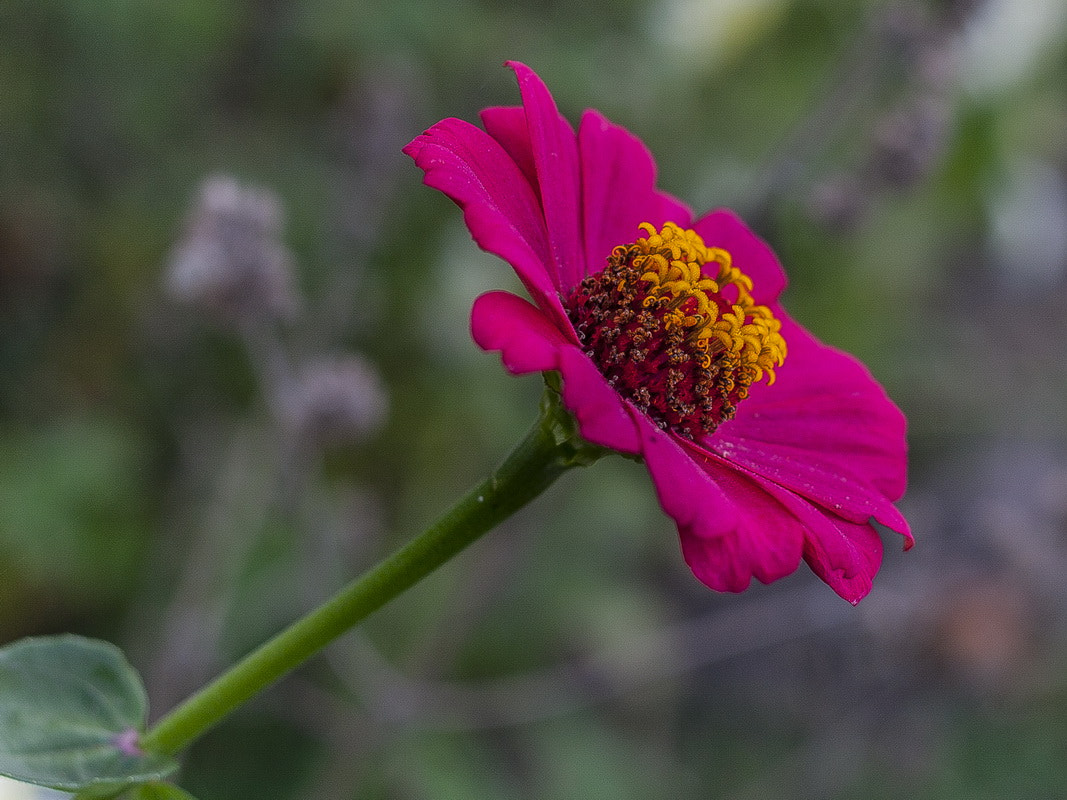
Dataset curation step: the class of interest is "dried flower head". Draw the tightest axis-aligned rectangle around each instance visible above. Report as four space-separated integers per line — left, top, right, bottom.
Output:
167 175 299 324
284 356 388 446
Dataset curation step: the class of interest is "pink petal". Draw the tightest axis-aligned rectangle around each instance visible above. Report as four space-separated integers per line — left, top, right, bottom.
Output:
651 190 695 230
630 408 736 538
714 456 886 604
506 61 585 293
692 209 786 305
578 109 692 276
714 430 910 534
763 477 885 604
470 291 639 454
404 117 565 325
631 410 804 591
679 457 807 591
801 515 883 605
470 290 569 374
557 345 641 454
715 315 911 546
803 513 883 604
480 106 539 193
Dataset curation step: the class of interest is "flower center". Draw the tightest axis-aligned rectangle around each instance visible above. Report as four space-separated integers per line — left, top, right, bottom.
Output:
565 222 787 439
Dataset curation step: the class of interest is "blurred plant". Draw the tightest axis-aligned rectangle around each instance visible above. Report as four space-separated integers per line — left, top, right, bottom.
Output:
139 174 387 717
165 172 386 462
166 175 300 327
746 1 977 231
282 356 386 447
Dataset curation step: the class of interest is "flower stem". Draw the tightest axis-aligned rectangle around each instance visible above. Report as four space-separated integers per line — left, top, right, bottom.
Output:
138 388 601 757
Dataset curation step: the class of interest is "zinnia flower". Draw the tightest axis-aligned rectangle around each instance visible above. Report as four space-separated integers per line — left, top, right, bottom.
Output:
404 62 912 604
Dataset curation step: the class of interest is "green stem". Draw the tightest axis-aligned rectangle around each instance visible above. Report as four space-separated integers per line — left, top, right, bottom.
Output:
139 389 602 757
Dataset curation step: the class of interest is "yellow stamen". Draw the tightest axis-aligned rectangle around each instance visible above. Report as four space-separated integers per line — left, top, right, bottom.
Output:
565 221 789 438
630 222 787 389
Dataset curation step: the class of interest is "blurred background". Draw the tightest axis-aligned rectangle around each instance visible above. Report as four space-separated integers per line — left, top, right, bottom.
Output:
3 0 1067 797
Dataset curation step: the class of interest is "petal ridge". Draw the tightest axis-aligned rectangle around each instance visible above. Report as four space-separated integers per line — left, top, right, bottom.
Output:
506 61 585 293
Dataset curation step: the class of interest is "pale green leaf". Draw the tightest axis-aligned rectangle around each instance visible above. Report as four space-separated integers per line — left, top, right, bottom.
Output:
0 636 177 792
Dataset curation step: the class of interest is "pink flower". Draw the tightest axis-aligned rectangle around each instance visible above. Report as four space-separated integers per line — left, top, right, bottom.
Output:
404 62 912 604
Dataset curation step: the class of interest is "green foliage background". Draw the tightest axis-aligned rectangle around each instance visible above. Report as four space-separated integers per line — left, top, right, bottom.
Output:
3 0 1067 797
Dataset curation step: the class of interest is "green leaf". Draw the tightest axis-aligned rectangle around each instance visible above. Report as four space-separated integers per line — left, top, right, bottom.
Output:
128 782 200 800
0 635 178 792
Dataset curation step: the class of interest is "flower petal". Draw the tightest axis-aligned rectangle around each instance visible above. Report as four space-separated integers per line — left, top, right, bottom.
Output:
713 456 886 604
470 291 640 454
714 430 910 536
678 457 807 591
557 345 641 454
714 315 911 548
801 514 883 605
479 106 539 196
506 61 585 293
404 117 565 323
692 209 786 305
631 410 804 591
631 408 737 538
578 109 692 276
470 290 569 374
